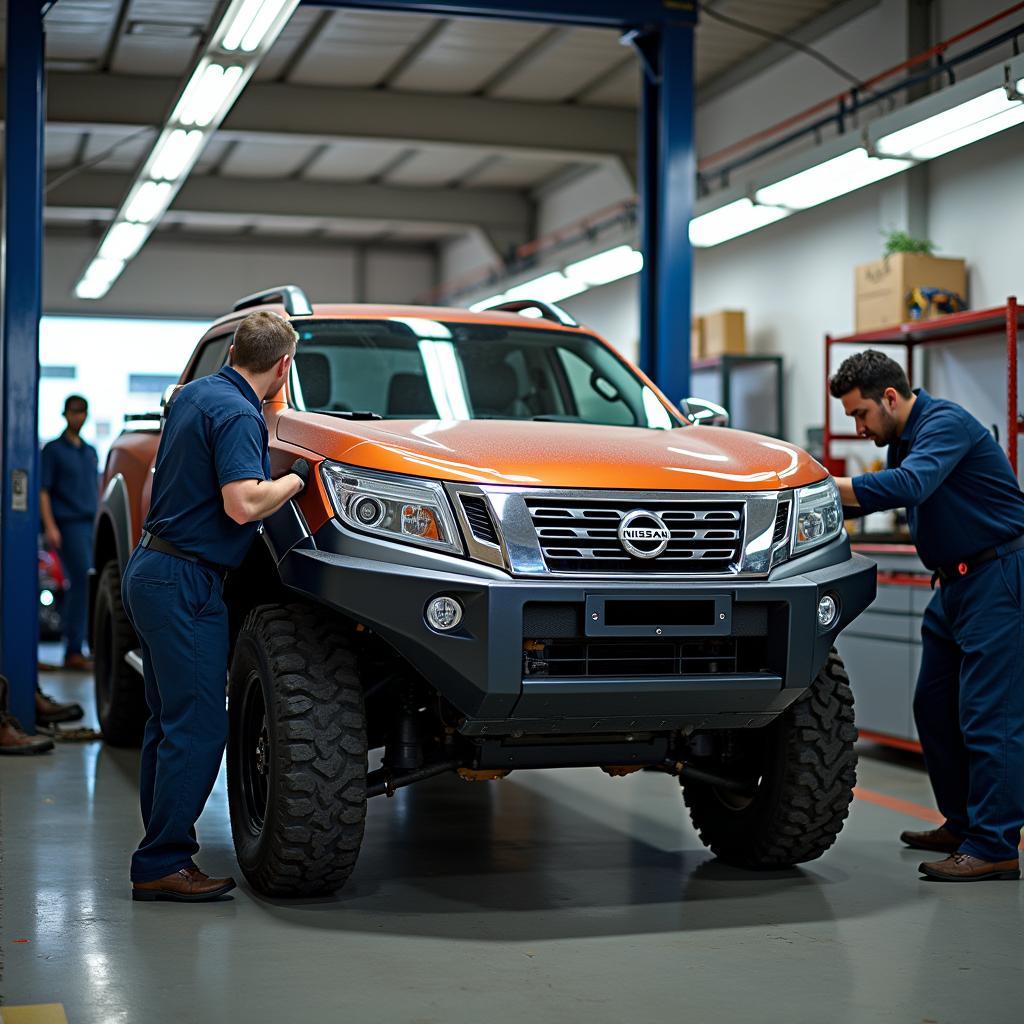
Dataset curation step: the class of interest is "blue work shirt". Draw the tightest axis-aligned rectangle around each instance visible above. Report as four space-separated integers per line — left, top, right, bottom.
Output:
40 433 99 523
144 366 271 568
852 388 1024 568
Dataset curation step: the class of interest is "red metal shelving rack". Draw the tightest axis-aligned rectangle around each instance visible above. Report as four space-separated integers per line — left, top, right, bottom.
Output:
823 297 1023 475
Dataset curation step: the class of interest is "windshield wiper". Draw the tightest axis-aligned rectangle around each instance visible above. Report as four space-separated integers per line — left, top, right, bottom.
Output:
314 409 383 421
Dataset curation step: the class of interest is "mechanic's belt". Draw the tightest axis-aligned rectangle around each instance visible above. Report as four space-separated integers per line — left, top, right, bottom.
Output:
140 530 230 579
930 533 1024 588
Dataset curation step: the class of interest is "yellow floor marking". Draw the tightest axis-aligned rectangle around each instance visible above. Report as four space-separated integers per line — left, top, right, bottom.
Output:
1 1006 69 1024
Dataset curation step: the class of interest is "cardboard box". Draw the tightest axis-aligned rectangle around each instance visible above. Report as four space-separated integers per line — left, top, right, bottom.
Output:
691 316 704 362
855 253 967 332
702 310 746 357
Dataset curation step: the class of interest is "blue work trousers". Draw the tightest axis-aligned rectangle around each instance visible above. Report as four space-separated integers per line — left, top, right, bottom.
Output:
914 548 1024 861
58 518 93 657
122 546 229 883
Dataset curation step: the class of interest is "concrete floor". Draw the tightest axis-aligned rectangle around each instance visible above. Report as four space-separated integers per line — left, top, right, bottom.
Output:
2 652 1022 1023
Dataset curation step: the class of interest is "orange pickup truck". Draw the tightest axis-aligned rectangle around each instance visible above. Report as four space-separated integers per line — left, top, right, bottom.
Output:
90 285 875 898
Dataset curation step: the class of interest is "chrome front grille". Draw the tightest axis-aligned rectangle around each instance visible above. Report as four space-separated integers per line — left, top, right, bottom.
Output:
524 498 745 574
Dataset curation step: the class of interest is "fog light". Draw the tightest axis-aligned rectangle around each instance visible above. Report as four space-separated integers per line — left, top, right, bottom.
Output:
426 596 463 631
817 594 838 628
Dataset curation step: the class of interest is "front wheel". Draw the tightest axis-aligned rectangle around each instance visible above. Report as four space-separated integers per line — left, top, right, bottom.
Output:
227 604 367 898
682 650 857 868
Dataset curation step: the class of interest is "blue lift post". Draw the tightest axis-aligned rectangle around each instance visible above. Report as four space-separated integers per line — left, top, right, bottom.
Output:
0 0 45 730
305 0 697 401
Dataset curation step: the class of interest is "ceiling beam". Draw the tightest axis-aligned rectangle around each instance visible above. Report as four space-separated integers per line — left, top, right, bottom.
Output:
44 170 534 252
33 72 637 164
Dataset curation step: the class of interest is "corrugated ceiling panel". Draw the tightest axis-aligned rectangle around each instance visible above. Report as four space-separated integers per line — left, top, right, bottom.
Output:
44 131 85 169
218 139 321 179
253 7 324 82
389 18 550 94
578 62 640 108
288 10 439 88
488 27 624 103
303 141 406 182
41 0 122 66
81 127 157 172
384 147 490 187
695 0 843 85
465 155 569 189
192 138 234 174
110 0 217 76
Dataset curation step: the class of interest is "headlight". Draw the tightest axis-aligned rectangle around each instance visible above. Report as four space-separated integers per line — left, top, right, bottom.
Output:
320 462 463 555
792 478 843 555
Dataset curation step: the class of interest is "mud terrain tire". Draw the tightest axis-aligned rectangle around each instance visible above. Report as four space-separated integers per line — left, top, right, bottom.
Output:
228 604 367 897
682 650 857 868
93 561 147 747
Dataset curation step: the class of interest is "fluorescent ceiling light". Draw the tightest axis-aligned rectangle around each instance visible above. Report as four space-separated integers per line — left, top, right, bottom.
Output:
75 278 113 300
755 148 913 211
909 102 1024 158
878 87 1024 159
173 63 244 128
124 181 174 224
565 245 643 286
504 272 586 304
689 198 791 247
222 0 294 52
82 257 125 284
75 257 125 298
150 129 205 181
98 222 149 262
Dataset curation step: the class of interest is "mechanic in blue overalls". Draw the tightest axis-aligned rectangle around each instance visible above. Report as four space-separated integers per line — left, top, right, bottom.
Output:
831 349 1024 882
125 311 310 903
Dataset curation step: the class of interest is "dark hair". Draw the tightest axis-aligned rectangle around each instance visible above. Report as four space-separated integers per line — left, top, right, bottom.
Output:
63 394 88 414
829 349 912 401
233 311 298 373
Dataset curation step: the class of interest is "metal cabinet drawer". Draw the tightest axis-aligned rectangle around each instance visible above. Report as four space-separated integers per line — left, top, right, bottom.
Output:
843 608 915 641
836 634 914 739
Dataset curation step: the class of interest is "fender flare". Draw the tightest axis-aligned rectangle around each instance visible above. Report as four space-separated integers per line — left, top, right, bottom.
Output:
96 473 133 574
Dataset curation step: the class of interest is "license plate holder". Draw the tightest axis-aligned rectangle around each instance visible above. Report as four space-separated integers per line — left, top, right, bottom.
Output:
584 594 732 637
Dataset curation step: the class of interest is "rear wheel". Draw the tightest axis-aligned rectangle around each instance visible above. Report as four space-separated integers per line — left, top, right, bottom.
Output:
682 650 857 868
93 561 147 747
227 604 367 897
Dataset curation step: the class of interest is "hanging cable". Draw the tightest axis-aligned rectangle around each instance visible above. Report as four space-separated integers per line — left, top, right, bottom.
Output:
45 126 156 195
700 3 872 91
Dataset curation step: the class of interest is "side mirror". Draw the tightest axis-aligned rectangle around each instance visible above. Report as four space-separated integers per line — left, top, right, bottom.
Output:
160 384 183 422
679 397 730 428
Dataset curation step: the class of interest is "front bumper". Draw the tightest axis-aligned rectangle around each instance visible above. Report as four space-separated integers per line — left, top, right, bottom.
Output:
277 524 876 736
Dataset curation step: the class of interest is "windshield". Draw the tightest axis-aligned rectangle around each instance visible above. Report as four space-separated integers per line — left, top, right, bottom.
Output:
289 318 681 429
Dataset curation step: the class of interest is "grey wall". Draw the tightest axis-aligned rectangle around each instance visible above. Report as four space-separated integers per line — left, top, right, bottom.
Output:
43 234 437 318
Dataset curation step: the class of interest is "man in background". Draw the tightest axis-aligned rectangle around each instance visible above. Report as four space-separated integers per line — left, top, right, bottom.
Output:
830 350 1024 882
40 394 99 673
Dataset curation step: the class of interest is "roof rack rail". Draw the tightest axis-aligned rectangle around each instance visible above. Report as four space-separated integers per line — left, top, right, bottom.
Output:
479 299 578 327
233 285 313 317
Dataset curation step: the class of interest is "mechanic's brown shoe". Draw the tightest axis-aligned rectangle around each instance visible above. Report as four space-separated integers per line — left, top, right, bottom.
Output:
0 713 55 755
919 852 1021 882
35 687 84 725
132 867 236 902
900 825 962 853
62 653 93 672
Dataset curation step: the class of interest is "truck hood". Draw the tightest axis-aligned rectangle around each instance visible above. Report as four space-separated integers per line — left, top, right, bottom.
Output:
275 414 827 491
